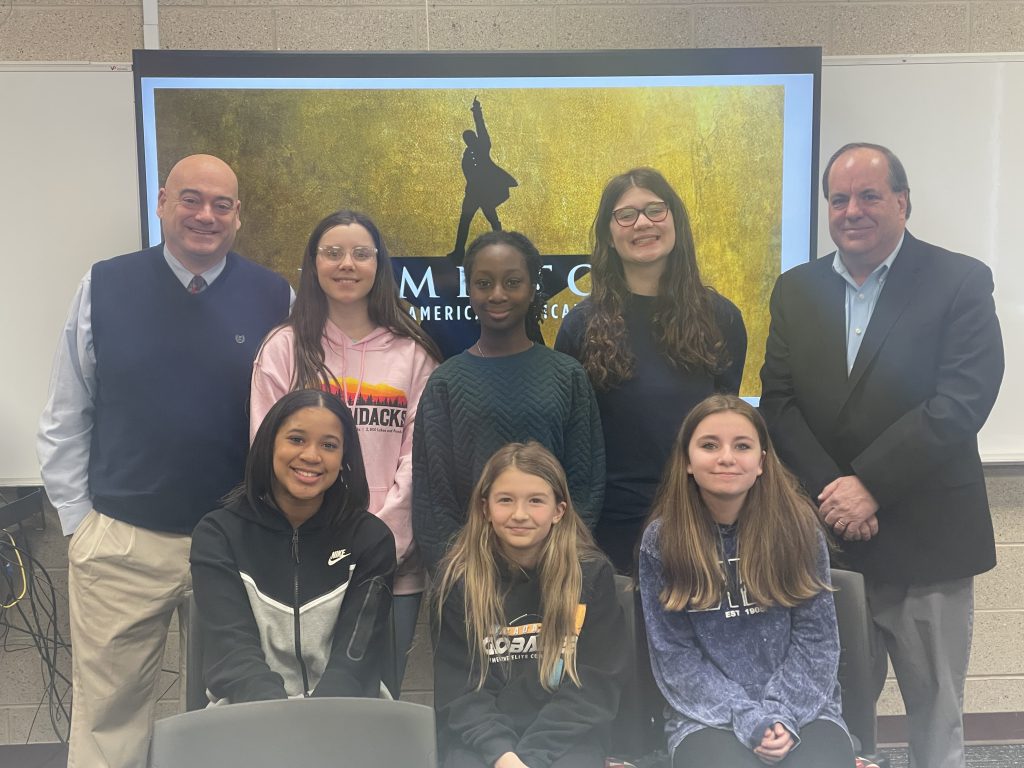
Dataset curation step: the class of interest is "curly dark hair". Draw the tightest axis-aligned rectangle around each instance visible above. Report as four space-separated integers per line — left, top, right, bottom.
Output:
582 167 728 390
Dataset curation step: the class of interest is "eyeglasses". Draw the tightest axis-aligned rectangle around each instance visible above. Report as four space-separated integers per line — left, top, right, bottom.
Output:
611 201 669 226
316 245 378 263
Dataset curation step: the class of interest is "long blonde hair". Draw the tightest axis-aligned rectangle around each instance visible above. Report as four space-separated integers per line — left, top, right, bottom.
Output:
434 442 602 691
648 395 828 611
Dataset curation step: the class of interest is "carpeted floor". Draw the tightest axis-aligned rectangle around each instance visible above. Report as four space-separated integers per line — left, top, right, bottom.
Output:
4 742 1024 767
879 744 1024 767
0 743 67 768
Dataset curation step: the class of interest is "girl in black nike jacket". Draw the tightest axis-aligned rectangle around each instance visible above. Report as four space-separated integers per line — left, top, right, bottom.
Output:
190 389 396 703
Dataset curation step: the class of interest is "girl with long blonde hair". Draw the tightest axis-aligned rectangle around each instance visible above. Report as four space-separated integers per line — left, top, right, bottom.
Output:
639 395 854 767
433 442 625 768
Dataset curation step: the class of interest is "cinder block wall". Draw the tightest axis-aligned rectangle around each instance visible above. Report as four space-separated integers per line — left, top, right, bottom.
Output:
2 1 1024 59
2 0 1023 742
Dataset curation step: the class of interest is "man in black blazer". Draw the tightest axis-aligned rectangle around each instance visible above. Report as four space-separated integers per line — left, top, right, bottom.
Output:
760 143 1003 768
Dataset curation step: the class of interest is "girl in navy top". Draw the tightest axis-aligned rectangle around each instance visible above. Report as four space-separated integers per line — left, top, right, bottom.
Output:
556 168 746 574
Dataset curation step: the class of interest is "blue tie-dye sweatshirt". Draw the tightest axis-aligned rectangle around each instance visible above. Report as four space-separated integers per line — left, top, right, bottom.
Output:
639 518 848 756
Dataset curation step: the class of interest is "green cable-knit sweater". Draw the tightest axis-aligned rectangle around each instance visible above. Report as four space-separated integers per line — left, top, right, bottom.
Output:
411 344 605 570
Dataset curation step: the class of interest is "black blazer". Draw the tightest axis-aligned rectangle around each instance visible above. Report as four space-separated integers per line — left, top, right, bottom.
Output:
760 232 1004 585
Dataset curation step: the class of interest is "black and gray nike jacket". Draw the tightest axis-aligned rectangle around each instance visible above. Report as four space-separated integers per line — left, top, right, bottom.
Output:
190 494 396 703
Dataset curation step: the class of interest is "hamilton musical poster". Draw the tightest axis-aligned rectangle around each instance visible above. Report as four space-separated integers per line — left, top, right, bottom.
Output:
152 85 784 396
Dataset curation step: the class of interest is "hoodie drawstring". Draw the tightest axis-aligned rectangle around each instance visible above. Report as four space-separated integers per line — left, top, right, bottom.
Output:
324 331 369 408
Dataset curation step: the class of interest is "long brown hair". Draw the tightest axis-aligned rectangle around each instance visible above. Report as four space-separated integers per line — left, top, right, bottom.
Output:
434 442 603 691
648 395 827 611
276 210 441 392
582 168 728 390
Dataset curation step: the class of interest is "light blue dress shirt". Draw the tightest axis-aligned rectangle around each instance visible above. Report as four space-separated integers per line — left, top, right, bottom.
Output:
832 234 903 374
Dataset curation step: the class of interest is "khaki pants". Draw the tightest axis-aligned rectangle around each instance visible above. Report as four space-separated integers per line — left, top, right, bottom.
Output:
67 510 192 768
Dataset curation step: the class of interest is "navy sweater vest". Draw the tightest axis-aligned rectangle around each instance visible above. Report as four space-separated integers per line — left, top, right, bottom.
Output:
89 246 290 533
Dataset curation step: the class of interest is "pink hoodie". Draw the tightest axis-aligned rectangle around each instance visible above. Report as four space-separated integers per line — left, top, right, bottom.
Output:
251 321 438 595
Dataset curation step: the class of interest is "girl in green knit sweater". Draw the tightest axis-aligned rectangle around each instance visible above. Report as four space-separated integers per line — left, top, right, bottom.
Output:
412 231 606 571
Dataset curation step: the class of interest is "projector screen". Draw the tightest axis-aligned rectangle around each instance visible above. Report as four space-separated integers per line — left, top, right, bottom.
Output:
134 48 821 397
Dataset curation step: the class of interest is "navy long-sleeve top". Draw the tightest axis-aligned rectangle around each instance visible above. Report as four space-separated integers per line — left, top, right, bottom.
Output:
555 293 746 527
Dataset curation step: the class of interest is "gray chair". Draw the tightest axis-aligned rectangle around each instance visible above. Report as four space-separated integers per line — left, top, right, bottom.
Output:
831 567 881 759
149 697 436 768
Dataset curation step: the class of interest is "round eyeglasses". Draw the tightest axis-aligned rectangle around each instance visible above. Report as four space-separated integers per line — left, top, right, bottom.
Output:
611 201 669 227
316 245 378 263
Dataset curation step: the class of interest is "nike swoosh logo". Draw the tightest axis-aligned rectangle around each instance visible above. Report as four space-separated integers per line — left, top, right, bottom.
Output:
327 550 350 566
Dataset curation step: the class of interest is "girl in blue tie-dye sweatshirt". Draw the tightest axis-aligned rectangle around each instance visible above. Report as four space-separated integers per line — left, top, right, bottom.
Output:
639 395 855 767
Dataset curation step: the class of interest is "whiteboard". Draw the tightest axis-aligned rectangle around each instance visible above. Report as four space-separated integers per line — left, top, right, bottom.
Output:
818 54 1024 463
0 64 139 485
2 53 1023 486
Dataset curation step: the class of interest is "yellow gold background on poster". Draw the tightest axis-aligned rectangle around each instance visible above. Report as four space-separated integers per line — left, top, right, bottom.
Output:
155 85 783 396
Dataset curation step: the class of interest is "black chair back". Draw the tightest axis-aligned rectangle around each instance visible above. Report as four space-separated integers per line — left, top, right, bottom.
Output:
831 567 878 755
610 574 666 759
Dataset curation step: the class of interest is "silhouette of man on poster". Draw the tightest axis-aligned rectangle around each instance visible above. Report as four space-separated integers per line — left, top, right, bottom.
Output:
447 97 518 264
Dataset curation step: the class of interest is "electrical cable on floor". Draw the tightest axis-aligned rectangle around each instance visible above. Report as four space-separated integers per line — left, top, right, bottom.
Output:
1 531 27 608
3 506 186 745
0 528 72 742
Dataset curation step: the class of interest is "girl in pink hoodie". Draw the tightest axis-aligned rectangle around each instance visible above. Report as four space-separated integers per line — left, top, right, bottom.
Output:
251 210 442 693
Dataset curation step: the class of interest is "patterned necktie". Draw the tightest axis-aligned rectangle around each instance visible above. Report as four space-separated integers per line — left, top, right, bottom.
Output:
187 275 207 295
